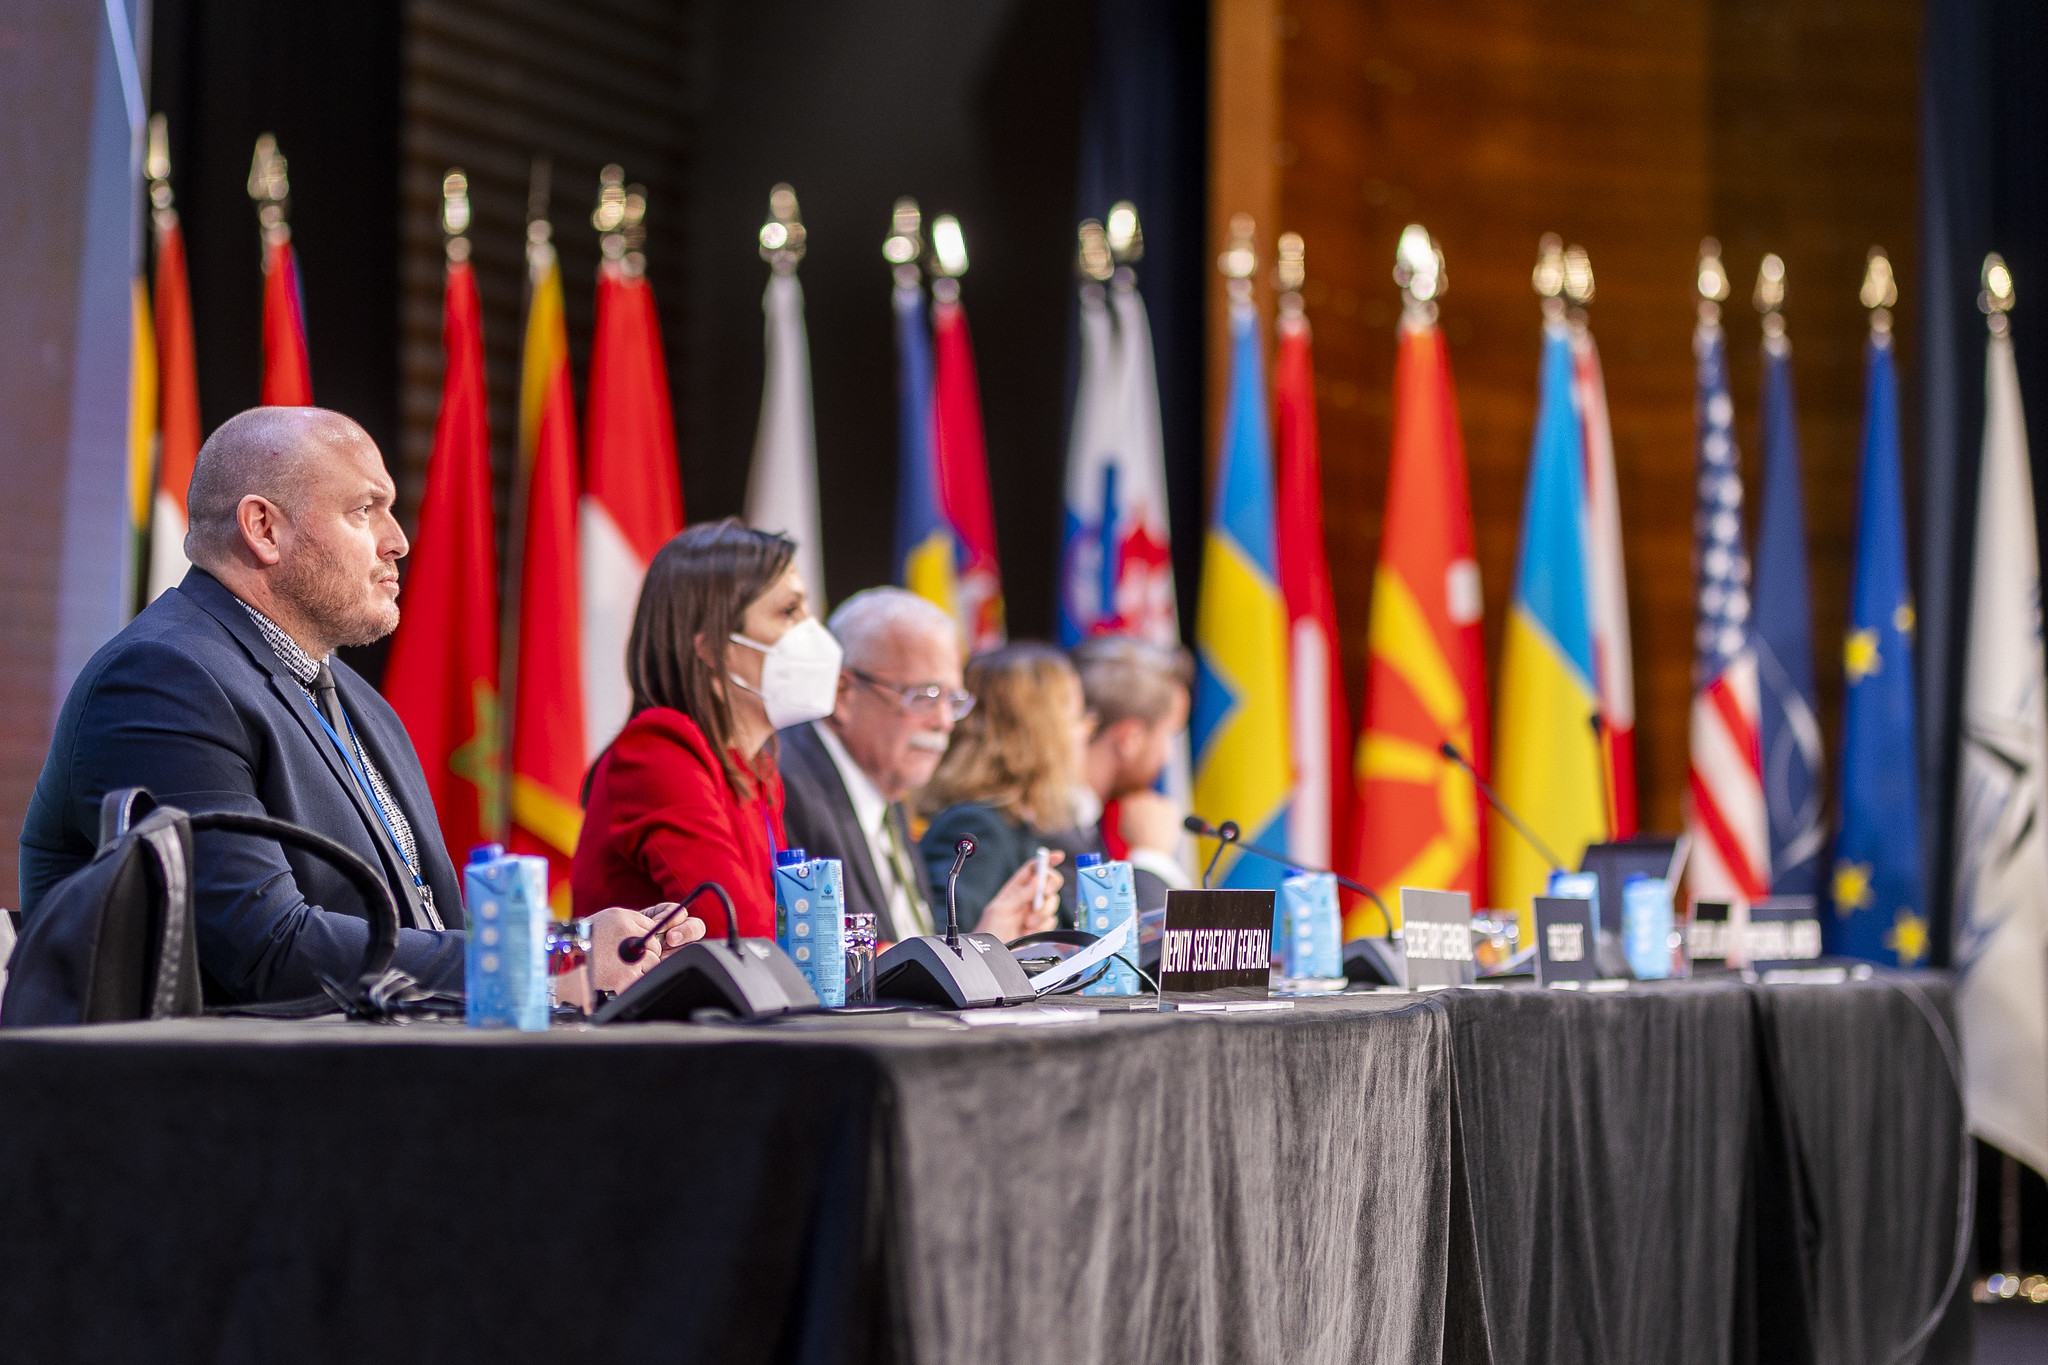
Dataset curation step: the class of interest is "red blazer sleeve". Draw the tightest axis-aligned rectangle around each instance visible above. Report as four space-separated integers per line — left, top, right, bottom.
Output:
600 712 779 938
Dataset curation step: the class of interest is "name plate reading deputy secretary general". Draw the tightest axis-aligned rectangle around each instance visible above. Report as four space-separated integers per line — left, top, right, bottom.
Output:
1158 889 1275 1004
1399 887 1476 990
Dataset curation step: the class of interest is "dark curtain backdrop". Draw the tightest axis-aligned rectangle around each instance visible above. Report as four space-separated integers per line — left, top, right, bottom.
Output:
1916 0 2048 964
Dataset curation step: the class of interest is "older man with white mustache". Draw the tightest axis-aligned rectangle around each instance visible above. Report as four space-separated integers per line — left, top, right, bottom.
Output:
778 588 1059 945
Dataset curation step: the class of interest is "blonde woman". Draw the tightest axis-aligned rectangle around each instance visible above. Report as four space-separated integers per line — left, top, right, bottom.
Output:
916 643 1094 938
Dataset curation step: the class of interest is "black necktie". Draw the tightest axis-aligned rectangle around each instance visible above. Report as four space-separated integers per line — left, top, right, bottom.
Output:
313 661 348 737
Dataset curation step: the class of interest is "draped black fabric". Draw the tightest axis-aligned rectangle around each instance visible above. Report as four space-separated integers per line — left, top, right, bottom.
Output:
0 980 1966 1364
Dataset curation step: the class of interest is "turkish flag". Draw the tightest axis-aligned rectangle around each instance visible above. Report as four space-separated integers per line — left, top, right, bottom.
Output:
581 263 683 758
385 258 500 866
259 233 312 406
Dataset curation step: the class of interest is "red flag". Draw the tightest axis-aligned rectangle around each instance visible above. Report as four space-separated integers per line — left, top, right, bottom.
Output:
259 233 312 406
1274 302 1351 873
147 208 203 600
385 256 500 863
1347 310 1490 932
510 246 585 905
581 261 683 757
930 283 1005 650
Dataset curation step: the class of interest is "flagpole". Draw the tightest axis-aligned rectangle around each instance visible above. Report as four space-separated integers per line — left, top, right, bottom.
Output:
500 154 550 825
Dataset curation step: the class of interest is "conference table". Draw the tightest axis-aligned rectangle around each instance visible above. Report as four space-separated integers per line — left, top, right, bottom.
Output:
0 973 1969 1364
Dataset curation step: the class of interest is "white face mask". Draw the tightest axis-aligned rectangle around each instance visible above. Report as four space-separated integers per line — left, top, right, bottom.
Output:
728 617 845 729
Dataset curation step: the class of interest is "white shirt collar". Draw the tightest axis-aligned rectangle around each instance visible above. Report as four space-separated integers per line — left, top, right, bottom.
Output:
812 720 890 836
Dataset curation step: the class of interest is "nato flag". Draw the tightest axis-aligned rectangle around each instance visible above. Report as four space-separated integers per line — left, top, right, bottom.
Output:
1752 335 1827 897
1831 330 1924 964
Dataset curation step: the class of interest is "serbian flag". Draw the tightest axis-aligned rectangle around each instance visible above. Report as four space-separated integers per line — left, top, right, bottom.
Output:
147 205 202 603
1686 308 1769 909
385 254 500 863
930 283 1005 650
1572 324 1637 837
1349 310 1488 933
1192 291 1291 889
582 260 683 759
259 230 312 406
1274 304 1349 872
1493 317 1609 937
510 242 585 904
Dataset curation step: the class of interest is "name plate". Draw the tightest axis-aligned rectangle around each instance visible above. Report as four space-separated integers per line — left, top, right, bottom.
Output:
1158 889 1274 1005
1534 895 1598 987
1399 887 1475 990
1687 900 1732 966
1747 896 1823 971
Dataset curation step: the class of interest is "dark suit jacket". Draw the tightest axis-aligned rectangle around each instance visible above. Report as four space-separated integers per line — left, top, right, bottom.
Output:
777 722 924 942
19 568 466 1002
918 802 1175 937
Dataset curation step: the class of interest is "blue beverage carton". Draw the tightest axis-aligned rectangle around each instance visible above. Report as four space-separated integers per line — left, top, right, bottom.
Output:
1074 853 1140 995
463 843 550 1031
1276 870 1344 984
1622 874 1675 980
774 849 845 1007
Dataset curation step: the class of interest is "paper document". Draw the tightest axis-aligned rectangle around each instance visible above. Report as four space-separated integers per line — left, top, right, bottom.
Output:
1029 917 1134 995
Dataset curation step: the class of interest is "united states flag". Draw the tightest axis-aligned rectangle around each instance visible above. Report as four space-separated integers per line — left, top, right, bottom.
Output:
1688 316 1770 903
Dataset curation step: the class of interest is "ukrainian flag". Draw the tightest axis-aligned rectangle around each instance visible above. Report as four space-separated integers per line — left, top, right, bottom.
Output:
893 278 957 616
1192 296 1291 887
1493 318 1608 937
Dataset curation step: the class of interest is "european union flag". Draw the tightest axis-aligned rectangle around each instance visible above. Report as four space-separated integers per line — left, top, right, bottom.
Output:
1753 330 1826 897
1831 327 1924 964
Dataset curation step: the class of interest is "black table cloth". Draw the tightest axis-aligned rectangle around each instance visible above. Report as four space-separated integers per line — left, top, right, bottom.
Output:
0 975 1968 1365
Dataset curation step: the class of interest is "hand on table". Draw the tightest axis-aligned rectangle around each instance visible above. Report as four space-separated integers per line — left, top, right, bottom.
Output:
1117 790 1185 858
976 851 1064 943
586 904 706 993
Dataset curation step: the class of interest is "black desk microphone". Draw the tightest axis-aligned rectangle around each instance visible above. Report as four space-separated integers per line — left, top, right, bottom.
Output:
618 880 737 963
1437 740 1566 874
595 880 817 1023
1182 814 1393 935
871 832 1036 1009
943 836 975 949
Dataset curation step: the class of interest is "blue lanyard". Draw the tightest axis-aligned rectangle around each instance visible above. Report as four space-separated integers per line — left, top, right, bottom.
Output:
306 694 426 894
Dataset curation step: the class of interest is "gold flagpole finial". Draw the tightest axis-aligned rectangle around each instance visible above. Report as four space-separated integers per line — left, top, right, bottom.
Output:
757 183 804 277
1394 223 1445 326
1754 253 1787 346
1076 220 1113 284
247 133 289 245
1276 231 1306 328
1982 253 2015 337
1219 213 1256 303
526 155 555 282
442 169 471 264
147 113 175 229
1696 238 1730 326
1105 202 1143 268
594 165 651 277
1563 244 1594 322
883 196 921 289
1861 247 1898 340
930 214 968 284
1533 233 1566 320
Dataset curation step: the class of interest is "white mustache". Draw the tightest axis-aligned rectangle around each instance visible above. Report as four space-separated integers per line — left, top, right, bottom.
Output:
907 733 950 754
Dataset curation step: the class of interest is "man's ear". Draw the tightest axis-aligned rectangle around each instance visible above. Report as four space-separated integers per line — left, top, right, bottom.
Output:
237 495 286 567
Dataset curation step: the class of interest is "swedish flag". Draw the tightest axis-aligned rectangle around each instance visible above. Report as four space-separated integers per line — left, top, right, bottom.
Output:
1192 296 1291 887
1831 325 1923 964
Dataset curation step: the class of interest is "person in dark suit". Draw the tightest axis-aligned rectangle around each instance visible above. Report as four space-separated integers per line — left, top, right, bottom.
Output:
18 407 696 1004
1070 636 1196 908
779 588 1058 945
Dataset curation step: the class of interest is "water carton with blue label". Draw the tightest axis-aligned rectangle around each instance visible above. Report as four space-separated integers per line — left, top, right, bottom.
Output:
1275 870 1346 991
774 848 845 1007
1621 874 1675 979
1073 853 1140 995
463 843 550 1031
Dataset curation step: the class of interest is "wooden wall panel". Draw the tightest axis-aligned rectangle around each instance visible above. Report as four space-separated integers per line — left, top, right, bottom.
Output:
1263 0 1919 842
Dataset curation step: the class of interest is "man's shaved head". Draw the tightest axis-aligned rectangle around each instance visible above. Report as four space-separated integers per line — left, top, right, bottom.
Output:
184 407 372 567
180 406 408 658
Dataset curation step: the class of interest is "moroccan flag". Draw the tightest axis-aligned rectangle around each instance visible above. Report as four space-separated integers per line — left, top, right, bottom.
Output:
259 232 312 406
1192 289 1291 889
930 283 1005 650
1493 317 1609 936
1348 312 1489 934
1572 324 1638 837
385 255 500 863
1274 302 1349 872
1831 303 1921 964
127 276 157 612
1753 304 1826 897
582 261 684 759
894 272 955 617
147 206 202 602
510 242 584 902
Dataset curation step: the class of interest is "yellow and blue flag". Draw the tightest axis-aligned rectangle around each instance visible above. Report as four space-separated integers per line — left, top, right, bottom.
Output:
1831 323 1923 963
1192 296 1291 887
1493 318 1608 935
894 274 957 616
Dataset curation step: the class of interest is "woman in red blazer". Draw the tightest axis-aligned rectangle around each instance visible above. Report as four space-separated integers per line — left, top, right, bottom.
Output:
573 519 841 939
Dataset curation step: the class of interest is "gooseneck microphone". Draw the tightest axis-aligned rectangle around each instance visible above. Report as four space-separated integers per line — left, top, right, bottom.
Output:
944 836 976 949
618 880 740 963
1437 741 1566 874
1183 814 1394 935
1192 817 1240 889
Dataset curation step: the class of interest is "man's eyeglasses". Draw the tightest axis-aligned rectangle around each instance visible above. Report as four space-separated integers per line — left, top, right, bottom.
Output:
847 668 976 721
